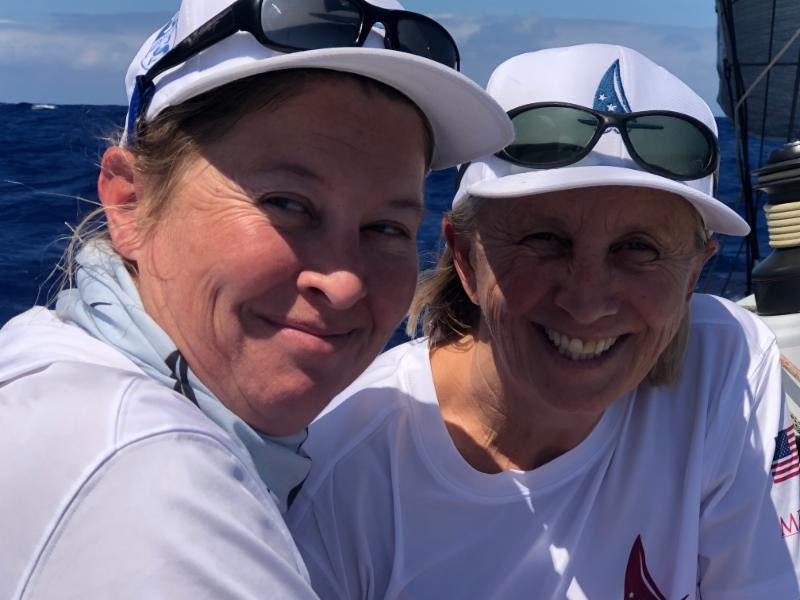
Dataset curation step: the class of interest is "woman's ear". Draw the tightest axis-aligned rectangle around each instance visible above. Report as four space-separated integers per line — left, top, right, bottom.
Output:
443 218 480 306
686 237 718 301
97 147 145 261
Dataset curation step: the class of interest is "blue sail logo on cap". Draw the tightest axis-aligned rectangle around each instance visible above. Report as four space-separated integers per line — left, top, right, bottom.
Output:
593 59 631 113
141 13 179 70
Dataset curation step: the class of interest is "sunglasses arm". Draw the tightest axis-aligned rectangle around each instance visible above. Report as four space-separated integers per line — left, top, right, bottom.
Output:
143 2 247 88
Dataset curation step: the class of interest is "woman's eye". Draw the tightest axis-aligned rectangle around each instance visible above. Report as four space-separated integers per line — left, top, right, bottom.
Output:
259 195 309 215
525 232 558 242
516 232 570 259
615 240 659 261
622 240 654 252
623 240 653 251
364 222 411 239
520 232 568 248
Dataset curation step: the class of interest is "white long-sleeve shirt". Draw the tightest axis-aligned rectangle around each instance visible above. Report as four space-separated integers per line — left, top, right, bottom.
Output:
0 308 318 599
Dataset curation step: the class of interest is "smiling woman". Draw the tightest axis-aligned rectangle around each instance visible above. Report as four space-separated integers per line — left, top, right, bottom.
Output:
0 0 513 597
287 44 800 599
444 187 713 426
106 72 430 437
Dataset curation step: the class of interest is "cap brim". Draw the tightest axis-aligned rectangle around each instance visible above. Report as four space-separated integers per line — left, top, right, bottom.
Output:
147 45 513 171
466 165 750 236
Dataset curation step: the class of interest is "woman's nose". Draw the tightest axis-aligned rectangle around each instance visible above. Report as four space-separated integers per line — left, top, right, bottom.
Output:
297 246 368 310
552 257 619 324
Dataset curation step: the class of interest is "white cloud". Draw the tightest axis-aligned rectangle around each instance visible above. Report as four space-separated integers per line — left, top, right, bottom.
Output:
0 14 169 104
510 16 543 35
0 13 172 71
445 20 482 44
0 26 141 71
0 11 721 111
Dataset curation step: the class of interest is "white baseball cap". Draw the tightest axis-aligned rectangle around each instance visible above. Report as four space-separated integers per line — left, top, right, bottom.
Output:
122 0 513 171
454 44 750 236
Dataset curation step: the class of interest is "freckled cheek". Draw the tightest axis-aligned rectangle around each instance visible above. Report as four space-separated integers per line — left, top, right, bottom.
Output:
484 264 550 318
221 264 299 310
625 274 687 327
172 254 301 334
624 277 688 369
475 251 523 319
480 285 539 381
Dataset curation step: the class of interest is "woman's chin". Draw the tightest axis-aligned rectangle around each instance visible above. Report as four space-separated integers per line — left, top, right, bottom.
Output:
529 327 639 414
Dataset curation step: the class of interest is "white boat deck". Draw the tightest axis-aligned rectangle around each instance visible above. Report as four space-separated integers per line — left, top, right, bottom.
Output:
739 295 800 414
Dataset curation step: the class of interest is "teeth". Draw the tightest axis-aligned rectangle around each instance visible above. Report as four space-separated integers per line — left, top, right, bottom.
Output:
544 327 619 361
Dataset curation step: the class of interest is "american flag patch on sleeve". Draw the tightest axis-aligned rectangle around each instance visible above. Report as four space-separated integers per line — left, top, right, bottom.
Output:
771 425 800 484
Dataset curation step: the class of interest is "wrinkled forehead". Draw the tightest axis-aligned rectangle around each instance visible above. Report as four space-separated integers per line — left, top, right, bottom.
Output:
475 186 704 234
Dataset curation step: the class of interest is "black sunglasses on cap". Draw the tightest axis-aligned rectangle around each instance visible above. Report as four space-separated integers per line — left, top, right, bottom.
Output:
499 102 719 181
131 0 460 134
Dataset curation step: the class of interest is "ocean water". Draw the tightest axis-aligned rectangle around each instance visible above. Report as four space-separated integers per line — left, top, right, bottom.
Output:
0 102 784 347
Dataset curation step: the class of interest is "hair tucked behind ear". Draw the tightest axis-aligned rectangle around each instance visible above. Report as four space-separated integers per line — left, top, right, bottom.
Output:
406 195 484 346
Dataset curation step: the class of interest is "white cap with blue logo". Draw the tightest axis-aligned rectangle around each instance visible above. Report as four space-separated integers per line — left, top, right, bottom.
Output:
121 0 513 171
454 44 750 236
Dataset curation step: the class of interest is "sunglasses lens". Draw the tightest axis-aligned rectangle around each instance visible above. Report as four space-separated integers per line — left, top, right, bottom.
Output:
395 17 458 69
505 106 599 165
625 115 713 178
261 0 362 49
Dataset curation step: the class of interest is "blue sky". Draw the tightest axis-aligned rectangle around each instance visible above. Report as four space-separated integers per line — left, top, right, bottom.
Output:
0 1 722 110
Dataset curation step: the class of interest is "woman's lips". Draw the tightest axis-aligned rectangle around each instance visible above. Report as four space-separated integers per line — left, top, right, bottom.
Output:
254 314 355 351
281 319 352 338
539 323 628 365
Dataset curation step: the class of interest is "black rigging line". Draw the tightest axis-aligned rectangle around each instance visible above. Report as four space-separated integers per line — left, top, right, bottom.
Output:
758 0 778 165
727 0 761 291
788 41 800 143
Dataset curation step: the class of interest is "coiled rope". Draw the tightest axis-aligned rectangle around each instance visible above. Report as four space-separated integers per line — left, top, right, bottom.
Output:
765 200 800 247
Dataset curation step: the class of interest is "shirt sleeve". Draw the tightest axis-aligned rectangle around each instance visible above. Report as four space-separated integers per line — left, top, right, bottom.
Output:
698 339 800 599
24 431 320 600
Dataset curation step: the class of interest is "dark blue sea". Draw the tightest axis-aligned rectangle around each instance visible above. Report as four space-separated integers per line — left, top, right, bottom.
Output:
0 102 784 347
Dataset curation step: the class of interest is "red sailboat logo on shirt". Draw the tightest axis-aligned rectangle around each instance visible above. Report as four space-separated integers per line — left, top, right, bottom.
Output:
624 536 688 600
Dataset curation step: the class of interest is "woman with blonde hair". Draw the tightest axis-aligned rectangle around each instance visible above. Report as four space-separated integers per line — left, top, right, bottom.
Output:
289 45 800 598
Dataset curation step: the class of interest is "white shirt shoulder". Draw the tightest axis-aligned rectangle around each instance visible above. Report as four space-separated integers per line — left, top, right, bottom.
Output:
0 308 316 599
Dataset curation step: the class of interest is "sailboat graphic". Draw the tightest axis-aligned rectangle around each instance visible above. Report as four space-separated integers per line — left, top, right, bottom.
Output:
593 60 632 113
623 536 688 600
